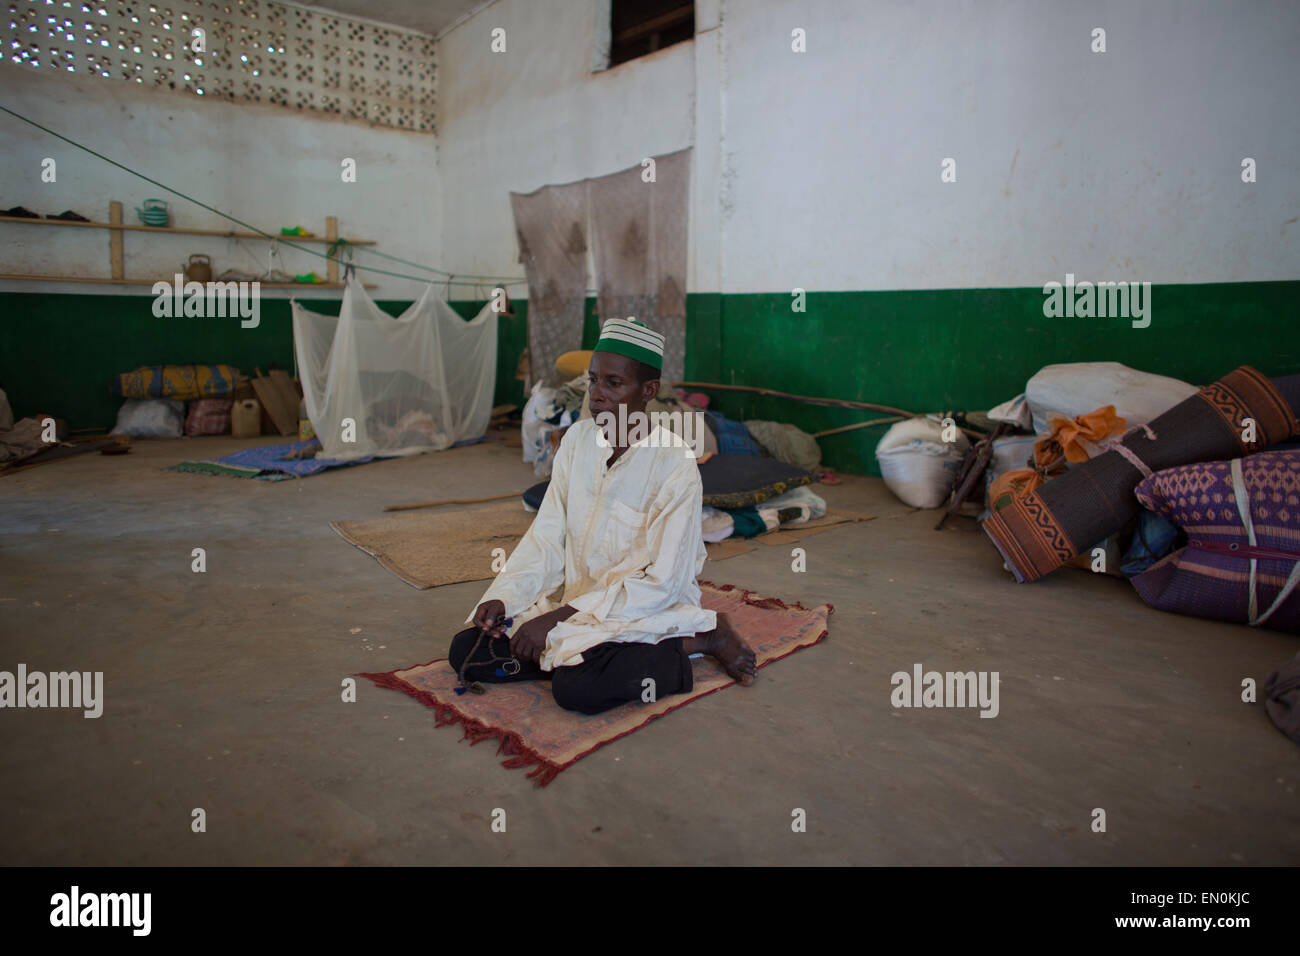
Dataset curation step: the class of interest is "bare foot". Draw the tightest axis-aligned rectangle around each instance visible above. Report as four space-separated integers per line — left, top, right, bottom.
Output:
701 613 758 685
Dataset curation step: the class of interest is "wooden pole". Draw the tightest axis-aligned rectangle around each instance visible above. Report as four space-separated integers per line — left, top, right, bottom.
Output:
676 382 988 441
109 201 124 280
325 215 338 285
671 380 916 418
812 416 905 438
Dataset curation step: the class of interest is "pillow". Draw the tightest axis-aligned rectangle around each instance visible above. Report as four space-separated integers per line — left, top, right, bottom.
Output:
698 454 816 509
1132 450 1300 632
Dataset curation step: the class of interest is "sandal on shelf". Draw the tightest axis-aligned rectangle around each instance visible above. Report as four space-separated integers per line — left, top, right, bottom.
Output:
46 210 91 222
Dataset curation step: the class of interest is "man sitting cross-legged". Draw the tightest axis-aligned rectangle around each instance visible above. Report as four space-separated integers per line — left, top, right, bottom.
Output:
450 318 757 715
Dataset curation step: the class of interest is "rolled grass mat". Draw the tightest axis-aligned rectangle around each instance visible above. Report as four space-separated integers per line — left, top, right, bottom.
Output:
359 581 832 786
982 367 1300 583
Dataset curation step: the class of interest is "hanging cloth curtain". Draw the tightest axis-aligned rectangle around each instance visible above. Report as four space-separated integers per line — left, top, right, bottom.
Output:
509 181 590 387
588 148 690 383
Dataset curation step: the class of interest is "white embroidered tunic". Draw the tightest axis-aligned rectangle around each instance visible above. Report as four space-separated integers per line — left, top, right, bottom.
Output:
466 417 715 671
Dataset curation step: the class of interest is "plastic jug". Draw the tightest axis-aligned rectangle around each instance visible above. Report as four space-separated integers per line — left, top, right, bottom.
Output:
232 399 261 438
184 254 212 282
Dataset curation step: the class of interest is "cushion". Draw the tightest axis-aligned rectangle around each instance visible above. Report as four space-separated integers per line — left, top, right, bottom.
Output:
699 454 816 509
1132 450 1300 631
521 457 817 511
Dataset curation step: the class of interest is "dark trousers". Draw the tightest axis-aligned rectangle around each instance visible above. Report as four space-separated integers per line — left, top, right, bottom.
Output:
447 627 694 715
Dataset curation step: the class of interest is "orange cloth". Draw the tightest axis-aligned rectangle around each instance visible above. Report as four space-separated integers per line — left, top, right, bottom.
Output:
1049 405 1126 463
989 406 1126 509
988 467 1043 507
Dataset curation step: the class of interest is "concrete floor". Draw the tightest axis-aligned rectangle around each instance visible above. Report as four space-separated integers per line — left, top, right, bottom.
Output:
1 434 1297 865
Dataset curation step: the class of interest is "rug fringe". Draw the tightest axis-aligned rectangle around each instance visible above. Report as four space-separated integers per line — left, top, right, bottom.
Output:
699 578 826 615
527 763 561 786
357 670 564 787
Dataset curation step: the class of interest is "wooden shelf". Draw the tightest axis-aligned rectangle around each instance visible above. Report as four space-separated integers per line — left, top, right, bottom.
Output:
0 213 375 245
1 203 377 287
0 273 376 289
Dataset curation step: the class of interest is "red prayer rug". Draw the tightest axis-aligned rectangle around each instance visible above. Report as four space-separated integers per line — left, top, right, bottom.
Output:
360 581 832 786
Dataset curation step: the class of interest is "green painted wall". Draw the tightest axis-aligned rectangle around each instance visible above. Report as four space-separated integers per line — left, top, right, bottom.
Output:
0 292 529 432
3 281 1296 475
684 283 1300 475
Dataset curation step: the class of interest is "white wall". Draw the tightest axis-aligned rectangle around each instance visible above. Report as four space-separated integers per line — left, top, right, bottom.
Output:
6 0 1295 302
435 0 1300 294
0 64 441 301
435 0 696 290
717 0 1300 292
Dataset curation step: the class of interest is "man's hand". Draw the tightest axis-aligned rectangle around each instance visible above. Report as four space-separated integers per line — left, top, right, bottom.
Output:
472 600 508 638
509 616 549 664
508 605 579 664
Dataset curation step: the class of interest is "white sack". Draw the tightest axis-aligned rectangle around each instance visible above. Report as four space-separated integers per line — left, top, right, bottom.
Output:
988 393 1033 431
112 399 185 439
875 417 970 509
1025 362 1198 436
987 433 1039 487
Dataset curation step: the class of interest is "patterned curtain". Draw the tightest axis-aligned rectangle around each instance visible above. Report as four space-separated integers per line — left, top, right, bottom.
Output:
588 149 691 382
509 182 590 387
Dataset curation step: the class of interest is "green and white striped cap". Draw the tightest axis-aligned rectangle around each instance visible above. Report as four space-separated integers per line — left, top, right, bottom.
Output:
592 317 664 371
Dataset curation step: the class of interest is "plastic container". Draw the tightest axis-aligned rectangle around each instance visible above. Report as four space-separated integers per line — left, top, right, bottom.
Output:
232 398 261 438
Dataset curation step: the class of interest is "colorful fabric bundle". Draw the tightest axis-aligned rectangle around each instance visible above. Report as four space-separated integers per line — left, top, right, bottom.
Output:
725 507 768 539
1131 450 1300 631
705 411 764 457
112 364 240 401
1119 510 1182 577
184 399 233 436
982 367 1300 583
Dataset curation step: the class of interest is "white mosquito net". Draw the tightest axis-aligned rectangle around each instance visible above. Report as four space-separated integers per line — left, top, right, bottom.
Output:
292 276 497 461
